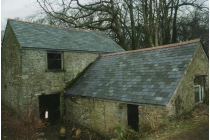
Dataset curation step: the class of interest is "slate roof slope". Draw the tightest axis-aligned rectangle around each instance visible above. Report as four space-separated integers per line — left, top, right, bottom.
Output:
65 40 201 105
8 19 124 53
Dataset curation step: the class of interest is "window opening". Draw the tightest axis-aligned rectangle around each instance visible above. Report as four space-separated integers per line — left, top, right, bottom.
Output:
194 75 205 103
47 52 62 70
194 85 204 103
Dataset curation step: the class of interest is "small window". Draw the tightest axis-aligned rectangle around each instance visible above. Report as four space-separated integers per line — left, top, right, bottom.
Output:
194 85 204 103
47 52 62 70
194 75 206 103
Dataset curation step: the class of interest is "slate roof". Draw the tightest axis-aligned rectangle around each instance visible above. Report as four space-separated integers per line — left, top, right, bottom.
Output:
65 40 201 106
8 19 124 53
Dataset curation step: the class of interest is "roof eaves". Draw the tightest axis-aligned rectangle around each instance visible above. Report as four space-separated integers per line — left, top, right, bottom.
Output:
64 93 166 106
21 46 120 53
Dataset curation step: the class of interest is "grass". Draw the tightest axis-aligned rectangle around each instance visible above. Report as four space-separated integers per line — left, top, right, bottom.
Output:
140 104 209 140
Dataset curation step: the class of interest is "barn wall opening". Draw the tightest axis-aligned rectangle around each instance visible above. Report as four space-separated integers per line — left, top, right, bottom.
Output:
194 75 206 103
47 52 63 70
127 104 139 131
39 93 60 124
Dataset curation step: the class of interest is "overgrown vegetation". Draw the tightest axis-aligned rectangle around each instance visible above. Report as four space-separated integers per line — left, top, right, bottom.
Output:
2 103 104 140
2 103 208 140
115 126 140 140
1 103 39 140
144 114 162 131
141 104 209 140
114 103 208 140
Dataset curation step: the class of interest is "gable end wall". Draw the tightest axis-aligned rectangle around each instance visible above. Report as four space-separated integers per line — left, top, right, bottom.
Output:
166 45 209 116
1 23 22 113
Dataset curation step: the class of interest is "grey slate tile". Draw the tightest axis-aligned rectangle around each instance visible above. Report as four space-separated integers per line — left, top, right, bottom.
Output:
9 20 124 53
65 41 199 105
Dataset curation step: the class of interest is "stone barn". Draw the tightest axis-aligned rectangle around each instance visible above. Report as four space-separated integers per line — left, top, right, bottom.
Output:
64 39 208 137
1 19 124 123
1 19 208 138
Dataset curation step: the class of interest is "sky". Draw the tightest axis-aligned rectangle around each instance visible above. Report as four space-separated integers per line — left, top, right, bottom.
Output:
1 0 209 30
1 0 87 30
1 0 41 30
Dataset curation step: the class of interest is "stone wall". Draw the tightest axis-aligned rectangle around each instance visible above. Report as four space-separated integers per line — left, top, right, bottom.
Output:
65 97 169 137
65 97 127 137
138 104 169 132
20 50 98 114
2 23 99 115
1 23 22 113
167 45 209 116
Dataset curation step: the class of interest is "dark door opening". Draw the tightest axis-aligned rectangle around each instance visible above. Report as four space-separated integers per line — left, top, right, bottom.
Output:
39 94 60 124
127 104 139 131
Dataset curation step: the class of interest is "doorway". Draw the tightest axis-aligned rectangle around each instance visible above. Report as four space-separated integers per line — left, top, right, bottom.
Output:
127 104 139 131
39 93 60 124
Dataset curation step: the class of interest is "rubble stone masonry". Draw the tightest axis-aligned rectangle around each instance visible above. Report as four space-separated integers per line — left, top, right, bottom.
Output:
2 22 98 116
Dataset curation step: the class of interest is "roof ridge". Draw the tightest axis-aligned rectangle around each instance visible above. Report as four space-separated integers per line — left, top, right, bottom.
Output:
100 39 201 57
8 18 104 33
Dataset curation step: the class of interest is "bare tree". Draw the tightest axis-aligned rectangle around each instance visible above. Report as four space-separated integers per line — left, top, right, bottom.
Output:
36 0 208 50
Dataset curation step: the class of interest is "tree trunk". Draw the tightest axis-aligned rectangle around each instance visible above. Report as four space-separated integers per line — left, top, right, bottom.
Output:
154 0 162 46
111 0 127 50
129 0 138 50
142 0 154 48
172 0 179 43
